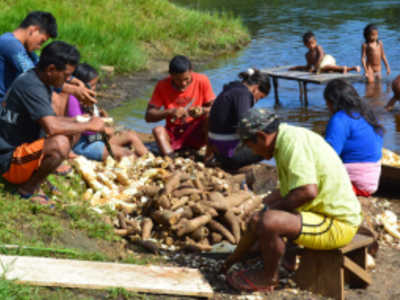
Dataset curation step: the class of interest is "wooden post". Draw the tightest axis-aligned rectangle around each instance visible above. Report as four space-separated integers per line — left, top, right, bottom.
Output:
299 81 304 105
303 82 308 106
272 77 279 105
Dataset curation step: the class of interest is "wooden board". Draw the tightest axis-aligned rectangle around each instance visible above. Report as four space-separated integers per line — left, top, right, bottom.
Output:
0 255 214 298
261 66 363 84
379 164 400 191
339 234 373 254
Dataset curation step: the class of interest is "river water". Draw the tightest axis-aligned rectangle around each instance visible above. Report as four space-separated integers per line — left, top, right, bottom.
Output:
110 0 400 152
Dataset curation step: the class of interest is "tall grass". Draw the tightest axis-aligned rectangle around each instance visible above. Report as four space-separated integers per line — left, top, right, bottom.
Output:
0 0 249 73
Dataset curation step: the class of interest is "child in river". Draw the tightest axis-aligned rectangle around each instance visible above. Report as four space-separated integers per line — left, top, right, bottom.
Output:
290 32 360 74
68 63 149 161
361 24 390 83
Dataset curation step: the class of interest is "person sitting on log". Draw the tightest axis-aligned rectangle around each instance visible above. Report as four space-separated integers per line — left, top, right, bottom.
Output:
0 41 106 206
145 55 216 159
66 63 149 161
324 79 383 197
222 108 363 292
207 68 271 168
289 32 360 74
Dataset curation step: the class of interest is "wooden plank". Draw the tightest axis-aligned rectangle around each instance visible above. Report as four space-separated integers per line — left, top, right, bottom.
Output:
379 165 400 191
344 247 371 288
0 255 214 298
339 234 373 254
293 249 344 300
261 66 362 85
343 255 372 286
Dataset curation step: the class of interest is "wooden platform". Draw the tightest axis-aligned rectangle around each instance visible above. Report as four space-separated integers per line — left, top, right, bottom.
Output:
0 255 214 298
379 164 400 191
261 66 363 106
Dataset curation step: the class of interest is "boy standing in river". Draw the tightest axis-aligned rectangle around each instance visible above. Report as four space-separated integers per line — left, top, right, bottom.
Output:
290 32 360 74
361 24 390 83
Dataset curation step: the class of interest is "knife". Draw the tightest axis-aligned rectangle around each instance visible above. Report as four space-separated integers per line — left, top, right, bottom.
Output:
171 98 196 123
85 83 116 160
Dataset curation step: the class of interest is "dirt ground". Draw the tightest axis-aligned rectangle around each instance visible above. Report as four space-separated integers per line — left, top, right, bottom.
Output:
53 63 400 299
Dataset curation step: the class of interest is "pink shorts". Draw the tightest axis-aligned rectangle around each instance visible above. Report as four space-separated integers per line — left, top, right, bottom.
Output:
166 116 206 151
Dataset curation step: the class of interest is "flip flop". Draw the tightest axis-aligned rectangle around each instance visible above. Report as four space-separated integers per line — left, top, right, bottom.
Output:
13 190 54 208
49 186 61 196
53 163 72 176
226 270 275 293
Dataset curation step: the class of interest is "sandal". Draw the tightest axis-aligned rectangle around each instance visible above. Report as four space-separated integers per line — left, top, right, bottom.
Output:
226 270 275 292
13 190 54 208
53 163 72 176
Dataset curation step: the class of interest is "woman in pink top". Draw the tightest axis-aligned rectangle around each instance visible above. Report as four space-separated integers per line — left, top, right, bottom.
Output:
68 63 148 161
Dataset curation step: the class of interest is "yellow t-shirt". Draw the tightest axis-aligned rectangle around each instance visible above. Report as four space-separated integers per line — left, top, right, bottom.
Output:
274 123 363 227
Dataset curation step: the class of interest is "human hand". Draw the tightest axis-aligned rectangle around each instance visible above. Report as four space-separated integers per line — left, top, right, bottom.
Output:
170 107 188 122
188 106 203 118
104 127 114 137
99 109 109 118
73 86 97 106
87 116 105 132
309 68 316 73
387 68 391 75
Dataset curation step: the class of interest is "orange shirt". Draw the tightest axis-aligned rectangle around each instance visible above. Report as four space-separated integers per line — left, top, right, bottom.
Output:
149 72 216 128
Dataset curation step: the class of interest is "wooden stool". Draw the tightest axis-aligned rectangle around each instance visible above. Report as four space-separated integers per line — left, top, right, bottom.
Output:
293 234 373 300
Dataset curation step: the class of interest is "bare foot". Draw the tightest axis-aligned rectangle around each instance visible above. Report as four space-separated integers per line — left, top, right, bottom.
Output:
68 151 78 159
343 66 348 74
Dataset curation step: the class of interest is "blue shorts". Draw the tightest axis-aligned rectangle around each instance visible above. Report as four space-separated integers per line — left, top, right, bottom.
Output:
73 136 105 161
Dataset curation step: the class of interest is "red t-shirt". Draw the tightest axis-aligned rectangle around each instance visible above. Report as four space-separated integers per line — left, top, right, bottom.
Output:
149 72 216 128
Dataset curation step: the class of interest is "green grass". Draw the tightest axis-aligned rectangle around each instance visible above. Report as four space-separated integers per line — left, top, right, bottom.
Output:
0 0 250 73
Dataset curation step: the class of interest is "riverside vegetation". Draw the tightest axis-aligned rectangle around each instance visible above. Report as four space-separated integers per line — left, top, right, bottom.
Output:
0 0 250 73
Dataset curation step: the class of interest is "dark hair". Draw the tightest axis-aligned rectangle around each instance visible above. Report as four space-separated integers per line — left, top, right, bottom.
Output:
249 118 280 144
324 79 384 136
169 55 192 74
19 11 57 38
238 68 271 95
303 32 315 43
363 24 378 43
37 41 80 71
72 63 98 84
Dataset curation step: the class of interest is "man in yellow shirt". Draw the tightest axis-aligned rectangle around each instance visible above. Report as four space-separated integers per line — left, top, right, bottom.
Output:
226 108 363 292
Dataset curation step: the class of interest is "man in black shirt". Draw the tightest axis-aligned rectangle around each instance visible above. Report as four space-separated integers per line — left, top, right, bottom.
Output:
0 41 105 205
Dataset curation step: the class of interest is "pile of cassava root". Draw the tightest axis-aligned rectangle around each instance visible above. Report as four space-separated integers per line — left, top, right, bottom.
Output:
72 153 268 253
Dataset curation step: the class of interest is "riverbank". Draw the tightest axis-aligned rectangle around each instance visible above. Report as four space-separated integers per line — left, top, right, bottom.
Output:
0 0 250 74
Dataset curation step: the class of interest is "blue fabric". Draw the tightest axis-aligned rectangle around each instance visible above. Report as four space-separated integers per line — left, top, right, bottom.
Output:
73 136 105 161
0 33 39 101
325 110 383 163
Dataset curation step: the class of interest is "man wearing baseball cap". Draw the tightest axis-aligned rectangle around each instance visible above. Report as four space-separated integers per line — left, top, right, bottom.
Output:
224 107 363 292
